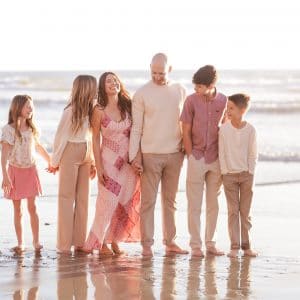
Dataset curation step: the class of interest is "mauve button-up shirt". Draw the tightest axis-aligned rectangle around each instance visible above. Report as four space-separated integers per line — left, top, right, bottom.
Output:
180 91 227 164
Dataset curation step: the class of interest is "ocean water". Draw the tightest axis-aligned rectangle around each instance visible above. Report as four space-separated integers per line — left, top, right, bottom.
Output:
0 70 300 188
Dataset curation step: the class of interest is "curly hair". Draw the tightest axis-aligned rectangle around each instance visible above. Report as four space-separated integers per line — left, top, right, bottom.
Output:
192 65 217 86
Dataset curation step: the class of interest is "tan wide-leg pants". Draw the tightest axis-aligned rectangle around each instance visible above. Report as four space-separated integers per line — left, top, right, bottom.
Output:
140 152 184 247
57 142 91 251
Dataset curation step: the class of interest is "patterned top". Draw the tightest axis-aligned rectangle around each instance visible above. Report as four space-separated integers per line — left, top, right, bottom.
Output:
0 124 39 168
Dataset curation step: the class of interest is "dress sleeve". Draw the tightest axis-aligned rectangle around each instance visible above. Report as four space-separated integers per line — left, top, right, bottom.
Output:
0 125 15 145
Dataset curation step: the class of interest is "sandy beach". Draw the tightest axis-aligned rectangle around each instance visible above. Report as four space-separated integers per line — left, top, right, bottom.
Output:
0 160 300 299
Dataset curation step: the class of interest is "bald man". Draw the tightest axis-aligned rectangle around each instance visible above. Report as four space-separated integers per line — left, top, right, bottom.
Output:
129 53 188 256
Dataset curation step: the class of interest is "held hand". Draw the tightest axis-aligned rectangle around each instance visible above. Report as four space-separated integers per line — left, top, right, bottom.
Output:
46 165 59 175
97 169 108 186
90 165 96 179
2 175 12 195
131 161 143 175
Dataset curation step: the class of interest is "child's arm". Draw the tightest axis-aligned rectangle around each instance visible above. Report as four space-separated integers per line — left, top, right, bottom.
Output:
35 143 51 165
1 142 13 194
182 122 193 156
248 128 258 175
36 142 58 173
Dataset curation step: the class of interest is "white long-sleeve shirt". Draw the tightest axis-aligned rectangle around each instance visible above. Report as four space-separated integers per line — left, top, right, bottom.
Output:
129 80 186 161
51 106 93 167
218 121 258 175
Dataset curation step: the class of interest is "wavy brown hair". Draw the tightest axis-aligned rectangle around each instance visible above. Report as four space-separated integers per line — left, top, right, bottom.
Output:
8 95 39 142
67 75 97 133
97 72 132 119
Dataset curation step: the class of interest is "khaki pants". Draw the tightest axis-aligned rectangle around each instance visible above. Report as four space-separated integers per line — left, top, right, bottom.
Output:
186 156 222 250
140 152 184 247
223 172 254 250
57 142 91 251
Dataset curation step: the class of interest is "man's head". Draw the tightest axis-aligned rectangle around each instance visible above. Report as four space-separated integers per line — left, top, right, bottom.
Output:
150 53 172 85
192 65 217 96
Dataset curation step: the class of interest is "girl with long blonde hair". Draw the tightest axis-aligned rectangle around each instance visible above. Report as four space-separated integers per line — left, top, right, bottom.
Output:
1 95 51 253
51 75 97 254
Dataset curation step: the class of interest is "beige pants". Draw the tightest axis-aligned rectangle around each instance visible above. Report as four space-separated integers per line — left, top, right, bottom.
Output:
140 152 184 247
223 172 254 250
186 156 222 250
57 142 91 251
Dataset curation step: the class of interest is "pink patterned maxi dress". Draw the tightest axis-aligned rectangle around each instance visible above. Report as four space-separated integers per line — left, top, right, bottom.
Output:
84 111 141 250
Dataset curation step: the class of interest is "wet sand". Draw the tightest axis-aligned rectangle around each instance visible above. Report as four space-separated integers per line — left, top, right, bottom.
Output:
1 162 300 299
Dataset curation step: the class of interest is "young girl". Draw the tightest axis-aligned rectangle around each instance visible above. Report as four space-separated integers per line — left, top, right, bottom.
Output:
51 75 97 254
1 95 51 253
218 93 258 258
83 72 141 256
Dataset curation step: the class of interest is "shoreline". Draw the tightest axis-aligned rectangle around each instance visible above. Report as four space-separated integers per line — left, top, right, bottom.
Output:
1 177 300 298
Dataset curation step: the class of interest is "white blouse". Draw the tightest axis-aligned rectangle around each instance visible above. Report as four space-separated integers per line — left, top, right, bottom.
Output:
51 106 93 167
0 124 39 168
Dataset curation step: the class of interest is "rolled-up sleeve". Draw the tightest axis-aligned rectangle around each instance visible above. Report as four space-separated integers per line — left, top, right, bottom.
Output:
129 91 144 161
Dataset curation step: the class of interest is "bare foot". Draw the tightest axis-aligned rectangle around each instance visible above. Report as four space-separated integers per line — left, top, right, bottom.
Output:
56 249 72 255
99 244 114 256
11 245 25 254
206 246 225 256
33 242 43 252
243 249 258 257
191 248 205 258
111 242 124 255
165 243 189 255
227 249 239 258
75 246 91 254
142 246 153 257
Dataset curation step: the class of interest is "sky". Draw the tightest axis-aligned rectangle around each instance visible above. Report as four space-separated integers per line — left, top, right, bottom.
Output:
0 0 299 70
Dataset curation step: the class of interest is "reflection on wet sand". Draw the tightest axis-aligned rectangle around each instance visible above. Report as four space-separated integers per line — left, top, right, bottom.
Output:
186 256 218 299
204 256 218 298
56 254 252 299
3 250 254 299
89 255 142 299
11 252 41 300
226 257 252 299
161 256 176 300
56 254 88 300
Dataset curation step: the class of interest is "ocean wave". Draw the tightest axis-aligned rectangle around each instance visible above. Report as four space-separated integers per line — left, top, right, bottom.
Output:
250 102 300 113
259 153 300 162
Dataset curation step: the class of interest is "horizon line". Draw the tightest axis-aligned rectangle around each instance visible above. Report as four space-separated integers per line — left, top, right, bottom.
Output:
1 68 300 73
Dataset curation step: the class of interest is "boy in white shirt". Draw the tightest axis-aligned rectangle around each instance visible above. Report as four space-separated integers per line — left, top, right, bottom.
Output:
218 93 258 257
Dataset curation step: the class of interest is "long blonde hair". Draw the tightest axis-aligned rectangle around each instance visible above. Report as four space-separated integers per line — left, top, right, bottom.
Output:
67 75 97 133
8 95 39 141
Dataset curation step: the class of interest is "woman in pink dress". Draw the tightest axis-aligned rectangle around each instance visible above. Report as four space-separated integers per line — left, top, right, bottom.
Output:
83 72 142 255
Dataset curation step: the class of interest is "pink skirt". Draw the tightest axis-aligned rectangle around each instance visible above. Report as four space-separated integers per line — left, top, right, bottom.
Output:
5 165 42 200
